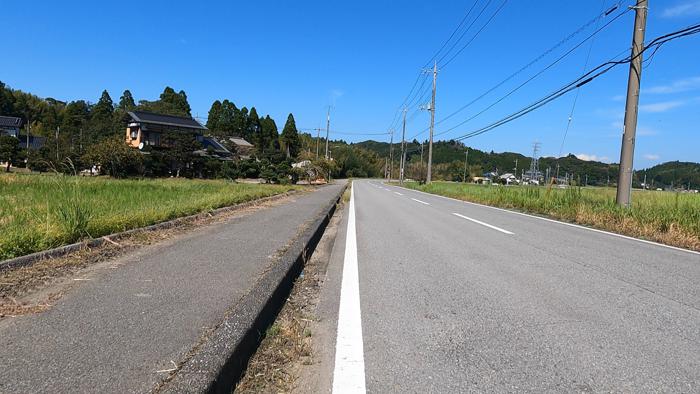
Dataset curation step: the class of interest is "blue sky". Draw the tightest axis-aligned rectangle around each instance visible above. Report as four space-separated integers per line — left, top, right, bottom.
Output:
3 0 699 168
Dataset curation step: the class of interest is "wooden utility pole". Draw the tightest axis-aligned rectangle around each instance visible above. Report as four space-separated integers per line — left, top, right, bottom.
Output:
426 61 437 183
399 108 407 185
616 0 648 207
388 128 394 180
463 148 469 183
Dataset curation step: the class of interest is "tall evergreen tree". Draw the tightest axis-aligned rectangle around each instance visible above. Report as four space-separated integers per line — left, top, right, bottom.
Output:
248 107 263 153
206 100 223 135
261 115 279 152
233 107 249 140
281 113 300 158
118 90 135 110
90 90 114 140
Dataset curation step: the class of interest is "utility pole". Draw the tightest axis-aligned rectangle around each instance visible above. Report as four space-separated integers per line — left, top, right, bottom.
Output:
616 0 648 207
325 106 331 159
514 159 518 178
643 173 647 190
420 142 425 183
315 128 322 158
400 108 407 185
463 148 469 183
388 129 394 181
424 61 438 183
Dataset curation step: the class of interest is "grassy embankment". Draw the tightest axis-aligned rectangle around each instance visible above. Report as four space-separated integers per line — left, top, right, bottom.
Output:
0 173 299 260
402 181 700 251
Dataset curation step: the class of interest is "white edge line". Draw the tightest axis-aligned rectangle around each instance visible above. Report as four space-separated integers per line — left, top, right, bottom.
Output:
400 185 700 256
332 181 367 393
452 213 514 235
411 198 430 205
394 192 404 196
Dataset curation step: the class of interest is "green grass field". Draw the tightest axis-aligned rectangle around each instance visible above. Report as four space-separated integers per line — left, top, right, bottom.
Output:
0 173 299 260
402 181 700 251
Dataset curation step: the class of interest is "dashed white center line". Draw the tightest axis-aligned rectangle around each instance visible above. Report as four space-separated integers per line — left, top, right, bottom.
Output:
411 198 430 205
452 213 514 235
394 192 404 196
332 182 366 393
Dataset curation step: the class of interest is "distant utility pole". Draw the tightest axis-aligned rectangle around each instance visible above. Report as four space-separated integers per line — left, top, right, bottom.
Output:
514 159 518 178
388 128 394 180
314 128 323 158
463 148 469 183
529 142 541 183
420 142 425 182
399 108 407 185
325 106 331 159
422 61 438 183
616 0 648 207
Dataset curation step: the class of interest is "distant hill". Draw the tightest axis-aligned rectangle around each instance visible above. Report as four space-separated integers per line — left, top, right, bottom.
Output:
349 139 698 188
637 161 700 190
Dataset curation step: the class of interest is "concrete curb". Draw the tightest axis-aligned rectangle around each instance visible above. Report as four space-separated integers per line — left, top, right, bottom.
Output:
157 182 347 394
0 190 302 272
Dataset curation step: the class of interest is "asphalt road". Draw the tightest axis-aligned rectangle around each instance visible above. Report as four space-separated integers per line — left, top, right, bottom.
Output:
0 183 344 394
329 180 700 393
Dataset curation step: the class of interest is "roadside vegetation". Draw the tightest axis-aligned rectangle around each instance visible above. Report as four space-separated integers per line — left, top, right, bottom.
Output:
403 181 700 251
0 173 298 260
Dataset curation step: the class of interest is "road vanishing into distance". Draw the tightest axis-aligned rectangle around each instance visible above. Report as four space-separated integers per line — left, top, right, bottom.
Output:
329 180 700 393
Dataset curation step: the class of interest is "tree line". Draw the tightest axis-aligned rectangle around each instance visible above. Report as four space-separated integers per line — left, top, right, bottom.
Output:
0 81 310 181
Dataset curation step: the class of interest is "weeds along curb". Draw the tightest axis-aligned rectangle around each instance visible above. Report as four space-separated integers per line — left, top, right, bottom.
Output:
0 190 301 272
157 183 347 394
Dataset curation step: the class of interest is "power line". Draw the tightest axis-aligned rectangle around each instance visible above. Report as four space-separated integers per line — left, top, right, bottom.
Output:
407 2 626 141
435 0 495 66
558 0 610 158
449 23 700 142
435 6 631 138
422 0 482 68
439 0 510 69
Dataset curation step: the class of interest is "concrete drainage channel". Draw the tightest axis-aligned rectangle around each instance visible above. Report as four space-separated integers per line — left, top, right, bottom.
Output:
156 184 347 393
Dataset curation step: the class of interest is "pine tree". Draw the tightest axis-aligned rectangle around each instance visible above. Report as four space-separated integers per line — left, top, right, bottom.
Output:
206 100 223 135
248 107 263 153
262 115 279 152
118 90 135 110
90 90 115 141
281 113 300 158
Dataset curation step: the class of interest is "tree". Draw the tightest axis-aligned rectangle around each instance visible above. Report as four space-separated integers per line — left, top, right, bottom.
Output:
81 137 143 178
161 131 201 177
137 87 192 117
0 136 22 172
280 113 300 158
60 100 90 157
118 90 135 110
0 81 16 115
206 100 223 135
248 107 264 154
261 115 279 153
89 90 115 141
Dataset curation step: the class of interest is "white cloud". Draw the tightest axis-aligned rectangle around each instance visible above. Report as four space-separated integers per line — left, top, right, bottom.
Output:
646 76 700 94
637 126 659 136
611 94 625 101
639 100 684 113
576 153 610 162
662 1 700 17
643 154 660 160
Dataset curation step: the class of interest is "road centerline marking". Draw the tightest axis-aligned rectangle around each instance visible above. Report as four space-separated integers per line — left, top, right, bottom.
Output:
452 213 514 235
394 191 404 196
332 182 366 393
411 198 430 205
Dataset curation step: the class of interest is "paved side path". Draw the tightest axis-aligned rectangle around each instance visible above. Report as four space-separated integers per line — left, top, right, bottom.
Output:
0 183 344 394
